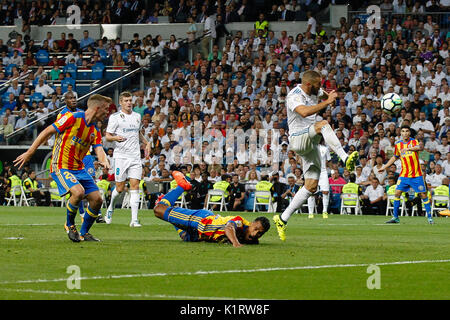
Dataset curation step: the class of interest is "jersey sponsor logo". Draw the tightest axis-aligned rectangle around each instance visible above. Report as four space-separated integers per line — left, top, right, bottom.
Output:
71 135 89 147
57 115 69 126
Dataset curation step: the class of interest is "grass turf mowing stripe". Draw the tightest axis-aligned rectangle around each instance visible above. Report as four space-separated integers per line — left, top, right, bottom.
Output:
2 259 449 285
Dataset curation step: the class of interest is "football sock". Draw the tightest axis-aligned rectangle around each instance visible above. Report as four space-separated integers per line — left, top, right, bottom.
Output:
66 201 79 227
393 198 401 219
423 197 432 219
78 200 85 216
108 188 120 211
307 196 315 214
80 206 99 236
322 193 329 213
161 186 184 206
281 187 312 223
130 190 140 222
174 226 191 241
321 124 348 163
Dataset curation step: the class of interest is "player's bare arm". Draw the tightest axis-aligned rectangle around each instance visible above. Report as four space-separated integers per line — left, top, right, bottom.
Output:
94 146 111 170
379 156 397 173
224 222 243 248
293 91 337 118
139 130 152 159
105 131 127 142
14 125 57 169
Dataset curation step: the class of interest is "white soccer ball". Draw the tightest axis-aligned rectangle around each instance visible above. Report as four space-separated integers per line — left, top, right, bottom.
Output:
381 93 403 115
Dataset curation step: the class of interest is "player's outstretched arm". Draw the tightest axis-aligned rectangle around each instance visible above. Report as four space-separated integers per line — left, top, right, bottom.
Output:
224 222 243 248
14 125 57 169
293 90 337 118
378 156 397 173
94 146 111 170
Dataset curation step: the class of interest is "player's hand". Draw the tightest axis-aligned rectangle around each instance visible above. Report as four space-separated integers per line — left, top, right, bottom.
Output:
13 151 32 170
116 136 127 142
378 166 385 173
325 90 337 104
99 161 111 170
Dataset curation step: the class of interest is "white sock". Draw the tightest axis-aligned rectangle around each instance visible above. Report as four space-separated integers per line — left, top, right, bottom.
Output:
130 190 140 222
322 193 329 213
307 196 315 214
108 188 121 212
281 187 312 223
321 124 348 163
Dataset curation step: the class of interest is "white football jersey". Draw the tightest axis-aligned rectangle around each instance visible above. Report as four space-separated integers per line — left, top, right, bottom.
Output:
106 111 141 160
286 85 324 134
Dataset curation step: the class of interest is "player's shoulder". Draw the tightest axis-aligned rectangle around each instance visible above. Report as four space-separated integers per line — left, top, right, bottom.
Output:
287 85 303 97
109 111 121 118
71 111 85 118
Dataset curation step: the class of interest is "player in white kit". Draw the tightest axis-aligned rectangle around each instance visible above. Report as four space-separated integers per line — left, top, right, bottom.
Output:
307 143 330 219
105 91 151 227
273 70 359 241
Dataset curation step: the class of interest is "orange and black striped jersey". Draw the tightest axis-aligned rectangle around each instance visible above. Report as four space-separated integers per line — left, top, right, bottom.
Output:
50 111 102 172
394 138 423 178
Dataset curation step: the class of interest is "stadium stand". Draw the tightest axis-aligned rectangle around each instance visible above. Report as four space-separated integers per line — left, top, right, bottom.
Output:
0 0 449 217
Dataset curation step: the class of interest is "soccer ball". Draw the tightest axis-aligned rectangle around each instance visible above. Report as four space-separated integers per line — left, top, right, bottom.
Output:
381 93 403 115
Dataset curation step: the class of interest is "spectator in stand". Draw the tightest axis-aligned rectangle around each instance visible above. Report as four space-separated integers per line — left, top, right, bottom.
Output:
361 177 386 215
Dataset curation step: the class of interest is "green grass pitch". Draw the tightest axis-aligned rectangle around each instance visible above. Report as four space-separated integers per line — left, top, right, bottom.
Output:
0 207 449 300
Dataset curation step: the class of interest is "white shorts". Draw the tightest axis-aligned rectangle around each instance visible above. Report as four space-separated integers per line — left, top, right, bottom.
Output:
289 125 322 180
114 158 142 182
318 170 330 192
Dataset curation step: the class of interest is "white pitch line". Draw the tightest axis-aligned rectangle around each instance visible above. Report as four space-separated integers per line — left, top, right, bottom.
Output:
0 224 60 226
0 288 256 300
1 259 449 285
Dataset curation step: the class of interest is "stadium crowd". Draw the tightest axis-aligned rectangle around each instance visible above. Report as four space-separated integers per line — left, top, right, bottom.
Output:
0 0 333 26
1 0 450 215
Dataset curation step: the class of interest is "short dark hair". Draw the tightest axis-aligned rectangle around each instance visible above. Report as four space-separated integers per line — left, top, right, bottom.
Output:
255 216 270 233
349 173 356 183
401 125 411 131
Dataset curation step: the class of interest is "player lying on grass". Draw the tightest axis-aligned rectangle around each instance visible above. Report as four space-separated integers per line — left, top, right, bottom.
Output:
153 171 270 247
14 94 112 242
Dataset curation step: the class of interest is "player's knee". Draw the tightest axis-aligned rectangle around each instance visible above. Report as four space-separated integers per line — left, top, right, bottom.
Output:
154 204 166 219
70 188 85 202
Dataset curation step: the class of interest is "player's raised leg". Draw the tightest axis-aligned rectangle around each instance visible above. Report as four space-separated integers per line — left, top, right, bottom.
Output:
315 120 359 171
